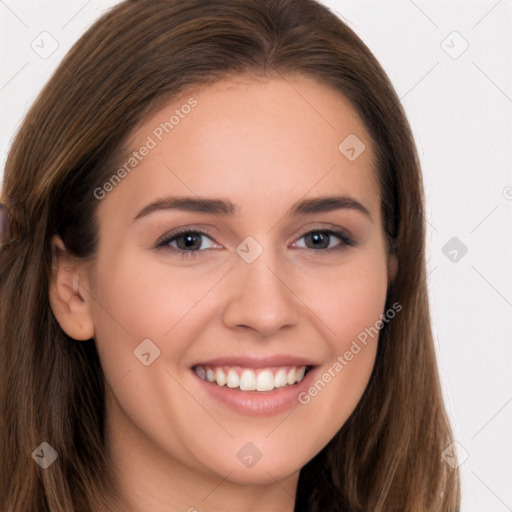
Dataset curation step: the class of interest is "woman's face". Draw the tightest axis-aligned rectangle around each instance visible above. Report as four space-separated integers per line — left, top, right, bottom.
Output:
75 75 394 486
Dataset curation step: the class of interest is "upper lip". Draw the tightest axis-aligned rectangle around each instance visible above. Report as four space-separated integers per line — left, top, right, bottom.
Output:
192 355 319 369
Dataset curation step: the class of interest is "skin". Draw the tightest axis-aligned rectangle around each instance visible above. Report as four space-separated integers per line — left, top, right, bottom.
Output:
50 74 397 512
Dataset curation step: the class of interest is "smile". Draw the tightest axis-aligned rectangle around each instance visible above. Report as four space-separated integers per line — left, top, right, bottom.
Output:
193 365 310 392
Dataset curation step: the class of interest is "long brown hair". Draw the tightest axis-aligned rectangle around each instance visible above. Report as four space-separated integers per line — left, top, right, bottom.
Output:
0 0 460 510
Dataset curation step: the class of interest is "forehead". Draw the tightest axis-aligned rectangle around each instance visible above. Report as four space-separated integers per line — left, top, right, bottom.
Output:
99 74 380 223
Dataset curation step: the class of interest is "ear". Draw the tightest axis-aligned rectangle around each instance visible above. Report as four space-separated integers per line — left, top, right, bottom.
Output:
49 235 95 341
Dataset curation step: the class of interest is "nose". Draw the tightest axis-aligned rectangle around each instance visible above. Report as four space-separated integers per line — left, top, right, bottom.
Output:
222 250 301 337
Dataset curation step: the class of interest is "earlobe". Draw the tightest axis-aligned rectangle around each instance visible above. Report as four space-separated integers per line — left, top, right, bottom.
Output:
49 235 95 341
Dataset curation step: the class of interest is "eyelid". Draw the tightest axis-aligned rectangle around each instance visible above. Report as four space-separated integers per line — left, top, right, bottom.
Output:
289 223 356 245
153 226 220 249
154 223 356 260
290 228 355 249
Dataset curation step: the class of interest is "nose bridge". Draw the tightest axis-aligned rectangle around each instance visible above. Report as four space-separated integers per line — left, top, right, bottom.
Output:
222 239 300 335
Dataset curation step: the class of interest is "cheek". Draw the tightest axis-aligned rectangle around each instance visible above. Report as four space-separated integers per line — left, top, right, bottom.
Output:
300 246 389 352
292 249 388 432
87 250 220 384
327 267 387 349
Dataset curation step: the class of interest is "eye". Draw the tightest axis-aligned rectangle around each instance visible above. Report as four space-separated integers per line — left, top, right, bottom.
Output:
155 229 219 257
154 227 355 259
294 229 355 251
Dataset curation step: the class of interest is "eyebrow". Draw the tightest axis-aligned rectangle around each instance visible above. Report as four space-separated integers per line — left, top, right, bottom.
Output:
133 195 372 222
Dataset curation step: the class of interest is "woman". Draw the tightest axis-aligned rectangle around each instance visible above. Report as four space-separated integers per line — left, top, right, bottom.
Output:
0 0 461 510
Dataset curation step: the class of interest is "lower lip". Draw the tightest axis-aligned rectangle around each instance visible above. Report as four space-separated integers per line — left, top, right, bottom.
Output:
191 367 318 417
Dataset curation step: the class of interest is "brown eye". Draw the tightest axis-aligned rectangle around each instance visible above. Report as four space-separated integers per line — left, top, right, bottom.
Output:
296 229 354 251
304 231 331 249
174 233 203 251
155 230 218 256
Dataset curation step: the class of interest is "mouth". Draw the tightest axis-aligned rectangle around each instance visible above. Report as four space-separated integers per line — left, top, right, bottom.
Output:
192 364 313 392
190 355 320 416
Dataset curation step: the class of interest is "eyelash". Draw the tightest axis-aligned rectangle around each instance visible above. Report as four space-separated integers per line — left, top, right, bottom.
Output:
154 227 356 259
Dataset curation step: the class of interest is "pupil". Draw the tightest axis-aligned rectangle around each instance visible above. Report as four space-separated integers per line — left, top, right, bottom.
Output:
180 233 201 250
308 232 328 249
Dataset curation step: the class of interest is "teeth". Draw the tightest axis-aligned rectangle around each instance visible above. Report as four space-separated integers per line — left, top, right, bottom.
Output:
215 368 226 386
286 367 296 385
256 370 274 391
239 370 256 391
296 366 306 382
226 369 239 388
194 364 309 392
274 369 288 388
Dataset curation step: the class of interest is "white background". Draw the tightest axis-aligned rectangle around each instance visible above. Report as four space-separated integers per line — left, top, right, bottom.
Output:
1 1 511 510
